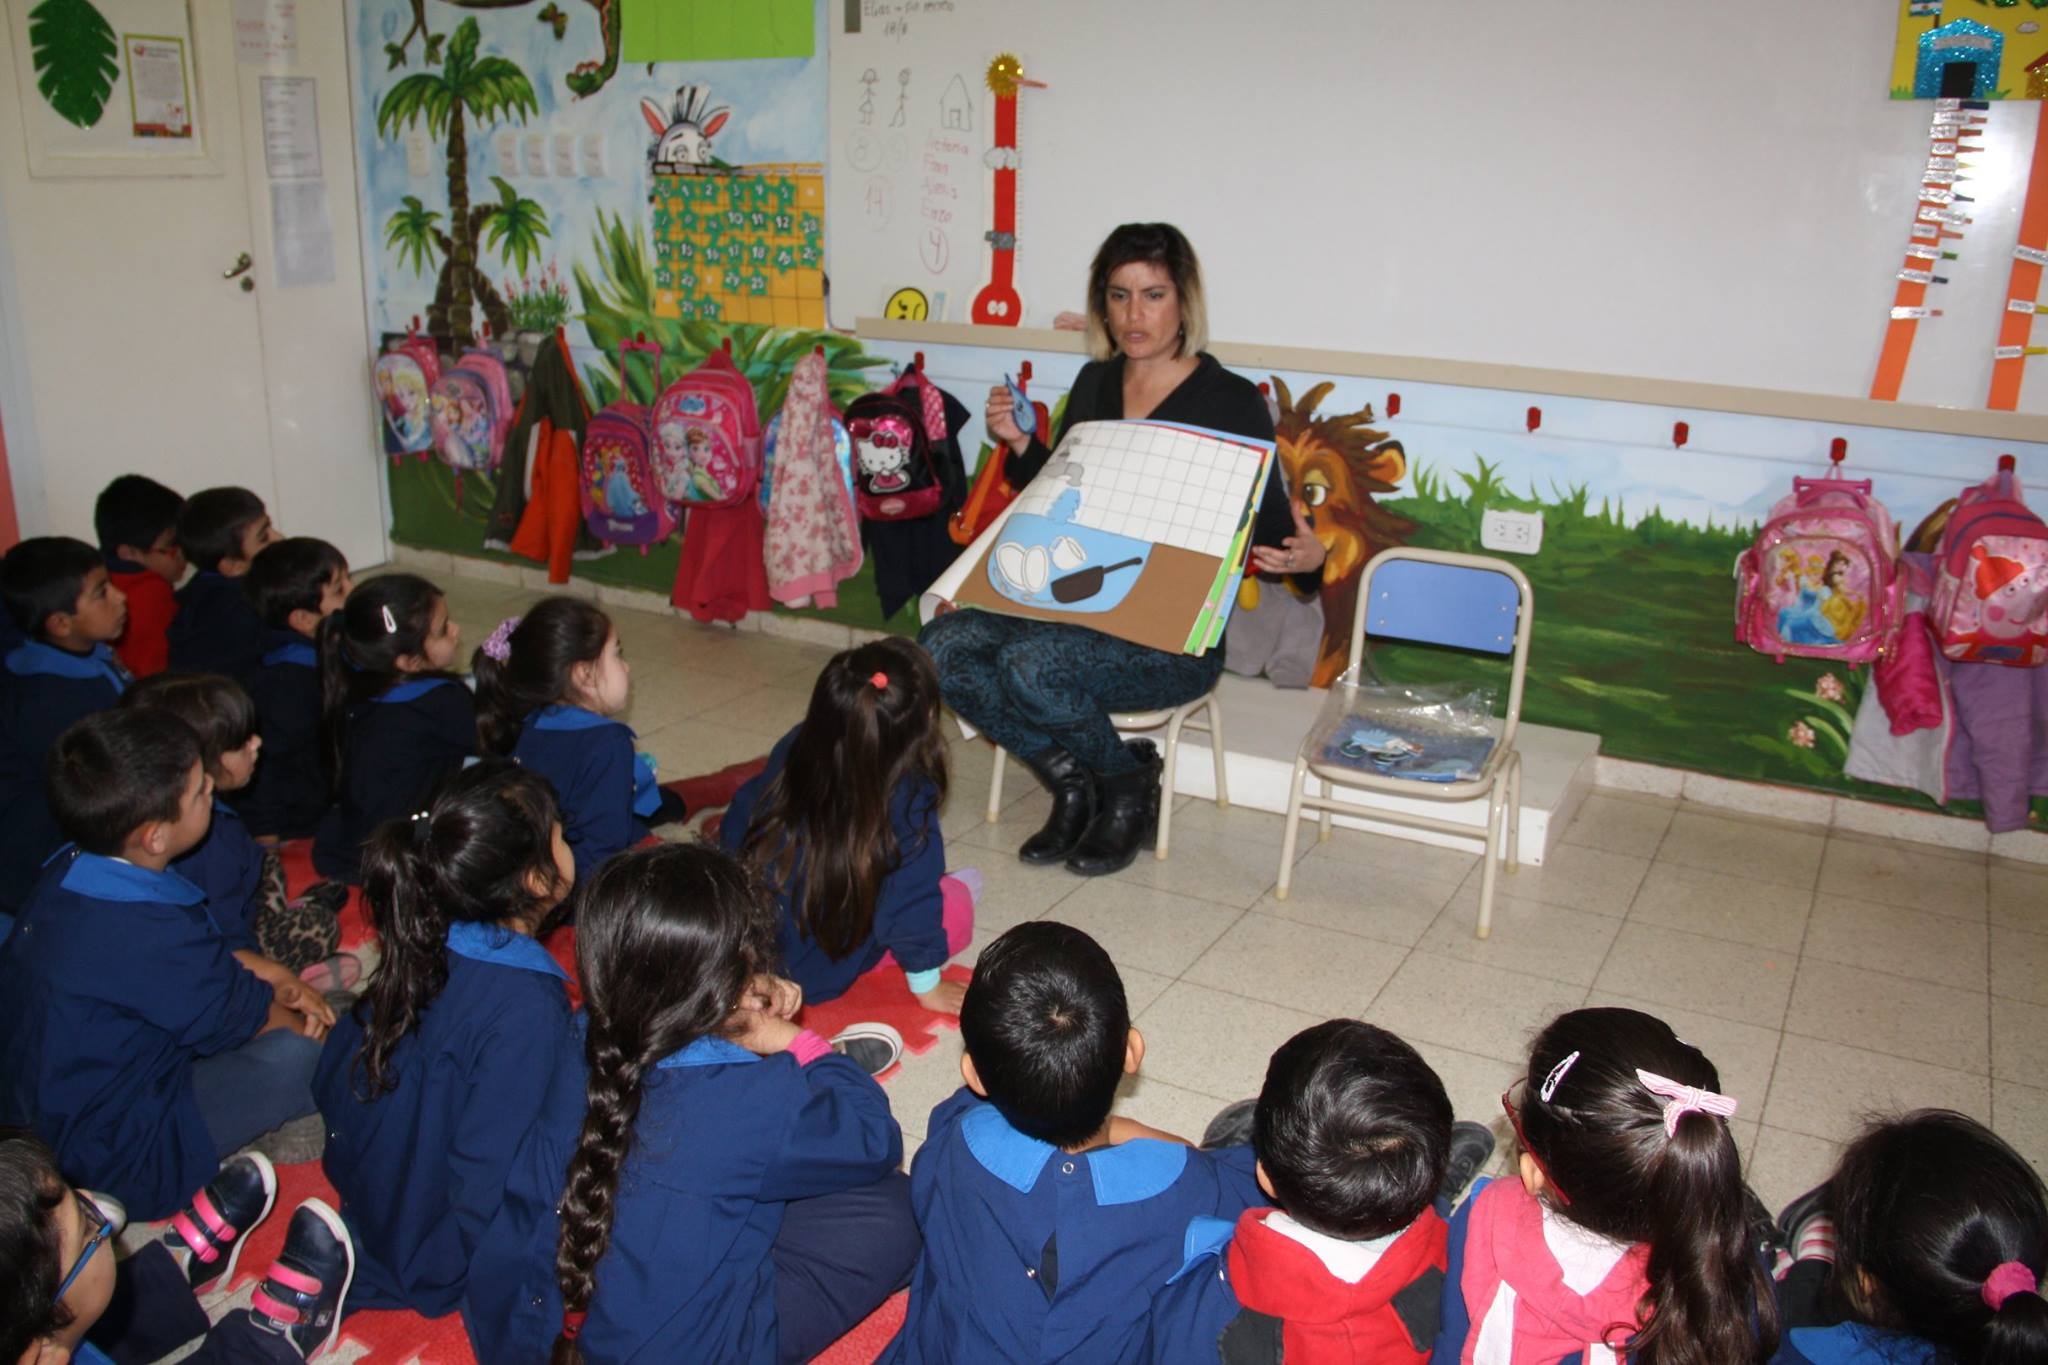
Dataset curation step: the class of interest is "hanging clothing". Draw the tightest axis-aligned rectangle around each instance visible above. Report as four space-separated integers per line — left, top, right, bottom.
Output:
766 353 863 608
484 328 600 560
672 496 775 624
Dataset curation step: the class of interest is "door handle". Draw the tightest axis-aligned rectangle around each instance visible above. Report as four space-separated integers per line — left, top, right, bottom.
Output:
223 252 253 280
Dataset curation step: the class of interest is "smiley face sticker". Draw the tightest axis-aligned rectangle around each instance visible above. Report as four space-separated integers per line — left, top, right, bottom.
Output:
884 286 930 321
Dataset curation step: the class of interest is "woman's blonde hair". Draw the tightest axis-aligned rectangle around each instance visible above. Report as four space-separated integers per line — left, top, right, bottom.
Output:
1083 223 1209 362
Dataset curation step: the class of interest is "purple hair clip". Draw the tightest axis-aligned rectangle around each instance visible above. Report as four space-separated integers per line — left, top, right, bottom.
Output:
481 616 522 664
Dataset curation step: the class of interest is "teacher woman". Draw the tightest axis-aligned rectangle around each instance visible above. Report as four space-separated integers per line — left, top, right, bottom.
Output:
919 222 1326 877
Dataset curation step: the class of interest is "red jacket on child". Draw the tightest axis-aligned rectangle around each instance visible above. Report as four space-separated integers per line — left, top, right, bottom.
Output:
108 562 177 679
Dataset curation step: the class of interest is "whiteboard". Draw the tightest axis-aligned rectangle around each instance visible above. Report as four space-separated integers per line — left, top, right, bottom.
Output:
827 1 2046 409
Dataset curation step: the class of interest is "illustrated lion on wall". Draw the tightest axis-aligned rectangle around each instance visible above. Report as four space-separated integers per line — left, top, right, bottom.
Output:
1270 376 1416 687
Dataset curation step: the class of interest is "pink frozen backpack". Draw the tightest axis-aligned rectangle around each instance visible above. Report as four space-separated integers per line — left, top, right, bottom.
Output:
429 344 514 506
375 319 440 463
580 338 679 553
1927 457 2048 667
649 341 761 510
1735 468 1900 664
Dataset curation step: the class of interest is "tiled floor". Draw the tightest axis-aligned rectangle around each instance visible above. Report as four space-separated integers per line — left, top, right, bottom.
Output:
430 568 2048 1215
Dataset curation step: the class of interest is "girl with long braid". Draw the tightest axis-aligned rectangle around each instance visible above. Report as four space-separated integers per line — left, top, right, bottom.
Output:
463 843 919 1364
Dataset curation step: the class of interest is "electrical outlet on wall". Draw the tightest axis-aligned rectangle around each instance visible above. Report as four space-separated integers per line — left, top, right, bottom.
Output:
1480 508 1544 555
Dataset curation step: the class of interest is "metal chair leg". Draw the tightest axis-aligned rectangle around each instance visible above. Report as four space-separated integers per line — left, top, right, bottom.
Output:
1276 756 1308 900
1506 754 1523 871
1205 698 1229 809
986 747 1006 824
1156 712 1183 860
1476 777 1502 939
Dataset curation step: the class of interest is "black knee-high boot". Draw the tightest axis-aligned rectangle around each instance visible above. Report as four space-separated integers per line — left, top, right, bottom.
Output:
1017 745 1096 865
1066 740 1162 877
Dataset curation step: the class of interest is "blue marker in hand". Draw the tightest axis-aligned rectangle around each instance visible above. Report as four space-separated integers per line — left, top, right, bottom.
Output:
1005 373 1036 437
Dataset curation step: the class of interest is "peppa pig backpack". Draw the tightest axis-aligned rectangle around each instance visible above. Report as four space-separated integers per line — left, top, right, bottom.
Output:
1927 456 2048 667
579 339 678 552
649 341 762 510
428 344 514 507
1734 463 1901 664
374 319 440 463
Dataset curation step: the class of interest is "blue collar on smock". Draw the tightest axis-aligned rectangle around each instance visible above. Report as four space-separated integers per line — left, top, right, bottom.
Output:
263 631 316 668
375 676 460 705
1788 1325 1937 1365
4 640 127 693
961 1102 1188 1204
655 1036 760 1070
529 703 631 736
60 853 206 906
446 920 569 981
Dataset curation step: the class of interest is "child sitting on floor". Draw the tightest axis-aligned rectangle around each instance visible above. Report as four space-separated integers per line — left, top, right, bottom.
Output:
1144 1020 1461 1364
95 474 185 679
465 842 918 1363
0 709 332 1221
723 637 975 1012
167 487 282 681
241 538 351 843
471 597 692 883
0 536 129 924
0 1128 356 1364
311 574 471 884
122 673 343 975
1437 1005 1779 1365
885 920 1268 1364
1770 1109 2047 1365
314 760 580 1319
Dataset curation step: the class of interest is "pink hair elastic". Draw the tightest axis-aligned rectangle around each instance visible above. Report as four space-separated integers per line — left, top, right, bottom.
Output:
869 671 889 690
1983 1261 2038 1311
1635 1069 1738 1136
481 615 522 664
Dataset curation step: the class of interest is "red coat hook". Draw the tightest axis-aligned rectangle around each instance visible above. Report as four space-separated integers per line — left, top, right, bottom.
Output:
913 351 925 373
1672 421 1689 449
1019 360 1033 384
813 343 824 357
1386 393 1401 418
2000 453 2017 472
1526 406 1541 433
1830 437 1848 465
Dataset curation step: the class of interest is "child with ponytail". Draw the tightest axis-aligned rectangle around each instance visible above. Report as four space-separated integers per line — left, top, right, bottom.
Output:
471 597 690 883
310 574 471 883
1437 1006 1778 1365
723 636 975 1012
463 843 919 1365
311 760 578 1317
1769 1109 2047 1365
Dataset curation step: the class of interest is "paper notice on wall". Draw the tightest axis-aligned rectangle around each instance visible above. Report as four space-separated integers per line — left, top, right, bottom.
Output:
551 131 577 178
259 76 320 179
234 0 298 66
522 132 548 177
406 128 433 178
124 35 192 138
271 180 335 288
578 131 608 178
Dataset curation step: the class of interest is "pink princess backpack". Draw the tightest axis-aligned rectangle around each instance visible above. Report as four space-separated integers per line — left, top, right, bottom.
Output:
1927 456 2048 667
579 339 679 553
429 342 514 507
649 341 762 510
1735 464 1901 664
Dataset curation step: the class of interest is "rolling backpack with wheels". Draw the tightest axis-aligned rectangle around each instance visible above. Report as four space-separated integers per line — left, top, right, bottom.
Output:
579 339 678 552
1927 457 2048 667
649 341 762 510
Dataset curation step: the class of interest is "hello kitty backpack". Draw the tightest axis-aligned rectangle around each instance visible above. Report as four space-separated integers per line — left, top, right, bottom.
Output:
649 340 761 510
1734 462 1901 664
428 343 514 507
579 339 679 552
1927 456 2048 667
845 388 944 521
374 319 440 463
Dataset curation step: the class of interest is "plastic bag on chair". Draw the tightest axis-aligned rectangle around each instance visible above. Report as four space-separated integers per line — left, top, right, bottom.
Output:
1307 671 1499 783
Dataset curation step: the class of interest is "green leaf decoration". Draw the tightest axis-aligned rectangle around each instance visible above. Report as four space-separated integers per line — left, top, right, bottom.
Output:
28 0 119 130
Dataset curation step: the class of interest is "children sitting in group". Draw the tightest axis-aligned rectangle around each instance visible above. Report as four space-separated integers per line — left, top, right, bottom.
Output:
313 761 580 1319
0 708 333 1222
241 537 351 843
311 573 471 884
723 637 975 1012
1143 1020 1460 1364
471 597 691 882
95 473 186 679
0 1129 356 1365
464 842 918 1363
1439 1005 1780 1365
1771 1109 2048 1365
0 536 130 924
885 920 1267 1363
123 672 341 975
167 486 283 681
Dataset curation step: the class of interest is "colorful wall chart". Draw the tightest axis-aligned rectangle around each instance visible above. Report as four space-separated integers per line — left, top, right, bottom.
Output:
1892 1 2048 100
651 165 825 328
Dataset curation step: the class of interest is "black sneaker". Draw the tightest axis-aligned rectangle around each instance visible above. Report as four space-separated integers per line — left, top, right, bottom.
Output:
248 1200 354 1360
831 1022 905 1076
164 1151 276 1293
1745 1183 1787 1265
1776 1181 1832 1257
1438 1121 1497 1208
1200 1099 1258 1150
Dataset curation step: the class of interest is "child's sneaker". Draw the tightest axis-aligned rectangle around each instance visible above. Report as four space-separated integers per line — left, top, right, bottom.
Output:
164 1150 276 1293
248 1200 354 1360
1199 1098 1257 1150
831 1021 905 1076
1438 1121 1498 1209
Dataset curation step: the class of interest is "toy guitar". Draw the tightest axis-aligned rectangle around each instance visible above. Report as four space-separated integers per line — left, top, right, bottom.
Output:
971 53 1043 327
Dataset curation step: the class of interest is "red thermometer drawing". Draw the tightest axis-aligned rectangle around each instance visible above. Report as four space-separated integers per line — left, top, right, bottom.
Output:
971 53 1045 326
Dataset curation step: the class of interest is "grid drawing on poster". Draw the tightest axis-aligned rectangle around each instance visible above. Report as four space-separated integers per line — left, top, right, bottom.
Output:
651 164 825 327
1062 424 1264 557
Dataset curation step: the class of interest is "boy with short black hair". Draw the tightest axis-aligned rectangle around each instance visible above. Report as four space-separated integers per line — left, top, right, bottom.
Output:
0 709 333 1223
0 536 130 919
885 921 1266 1364
239 538 351 841
1143 1020 1458 1364
95 473 187 678
167 486 282 680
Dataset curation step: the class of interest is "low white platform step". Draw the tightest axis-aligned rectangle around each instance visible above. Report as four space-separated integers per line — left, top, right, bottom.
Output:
1127 673 1601 868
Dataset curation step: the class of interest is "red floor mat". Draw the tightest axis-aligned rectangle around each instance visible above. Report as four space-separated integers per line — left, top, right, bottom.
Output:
799 964 972 1083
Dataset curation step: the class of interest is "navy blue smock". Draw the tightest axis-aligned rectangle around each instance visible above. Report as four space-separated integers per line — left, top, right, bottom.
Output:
238 633 326 840
0 641 127 913
510 704 661 884
166 571 266 682
312 677 474 883
171 800 265 953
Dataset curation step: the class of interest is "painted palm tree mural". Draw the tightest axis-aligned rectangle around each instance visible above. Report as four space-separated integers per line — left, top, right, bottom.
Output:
377 18 539 341
387 0 621 98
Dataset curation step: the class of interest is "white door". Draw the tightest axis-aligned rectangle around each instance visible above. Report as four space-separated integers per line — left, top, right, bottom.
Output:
0 0 386 569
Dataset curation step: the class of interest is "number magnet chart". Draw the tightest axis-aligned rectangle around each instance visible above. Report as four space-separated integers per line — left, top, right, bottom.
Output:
924 419 1276 655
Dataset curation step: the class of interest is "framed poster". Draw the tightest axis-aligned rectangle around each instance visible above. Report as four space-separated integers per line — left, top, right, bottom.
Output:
8 0 226 176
